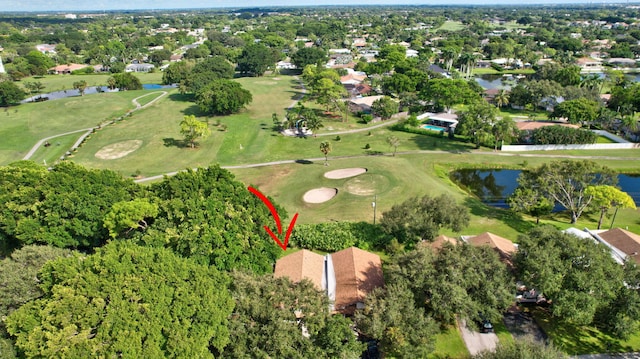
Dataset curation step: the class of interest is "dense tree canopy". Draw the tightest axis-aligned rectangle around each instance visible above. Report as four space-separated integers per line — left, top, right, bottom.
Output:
515 225 638 329
381 194 469 245
6 241 234 358
291 47 328 69
109 72 143 90
218 271 363 358
0 81 26 107
195 79 252 115
140 166 283 273
356 283 437 358
237 43 279 76
386 245 513 327
0 161 139 251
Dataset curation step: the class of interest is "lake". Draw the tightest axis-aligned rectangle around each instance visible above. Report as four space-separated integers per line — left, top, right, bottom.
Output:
450 169 640 209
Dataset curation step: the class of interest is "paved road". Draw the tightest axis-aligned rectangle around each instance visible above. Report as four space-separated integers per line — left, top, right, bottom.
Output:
459 319 498 356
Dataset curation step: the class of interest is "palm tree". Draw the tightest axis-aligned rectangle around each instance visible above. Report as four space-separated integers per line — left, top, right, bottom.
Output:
306 114 323 137
320 141 332 166
495 90 510 108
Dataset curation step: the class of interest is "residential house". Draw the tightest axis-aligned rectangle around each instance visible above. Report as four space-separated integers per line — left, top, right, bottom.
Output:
49 63 89 74
331 247 384 314
606 58 637 68
575 56 603 73
126 63 155 72
421 234 459 251
428 64 451 78
36 44 57 54
591 228 640 265
274 247 384 315
464 232 517 263
418 112 459 129
348 95 384 114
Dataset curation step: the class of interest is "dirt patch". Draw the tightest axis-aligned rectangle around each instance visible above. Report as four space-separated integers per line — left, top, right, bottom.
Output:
344 174 390 196
303 187 338 204
324 167 367 179
95 140 143 160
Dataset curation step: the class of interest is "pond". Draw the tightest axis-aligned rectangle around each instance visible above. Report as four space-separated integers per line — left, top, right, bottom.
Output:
450 169 640 209
21 84 175 103
474 74 527 90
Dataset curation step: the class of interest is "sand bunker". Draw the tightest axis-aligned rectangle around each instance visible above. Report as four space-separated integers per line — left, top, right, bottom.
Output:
303 187 338 204
324 168 367 179
95 140 143 160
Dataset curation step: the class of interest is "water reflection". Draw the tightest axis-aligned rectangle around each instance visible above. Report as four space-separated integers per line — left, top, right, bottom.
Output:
450 169 640 209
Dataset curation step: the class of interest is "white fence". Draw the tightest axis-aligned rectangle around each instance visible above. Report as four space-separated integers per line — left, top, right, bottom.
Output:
502 130 640 151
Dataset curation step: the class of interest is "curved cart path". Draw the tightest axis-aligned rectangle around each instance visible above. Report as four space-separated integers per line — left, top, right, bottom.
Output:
23 91 167 160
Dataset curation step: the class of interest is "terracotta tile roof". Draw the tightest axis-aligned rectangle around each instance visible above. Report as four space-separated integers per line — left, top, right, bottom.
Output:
331 247 384 311
598 228 640 264
516 121 580 131
274 249 325 290
428 234 458 250
467 232 517 258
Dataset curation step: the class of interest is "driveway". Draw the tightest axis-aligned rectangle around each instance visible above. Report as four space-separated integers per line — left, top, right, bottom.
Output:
459 319 499 356
502 305 547 343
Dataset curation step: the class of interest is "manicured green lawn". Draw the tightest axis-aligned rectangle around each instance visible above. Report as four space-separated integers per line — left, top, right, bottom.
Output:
436 20 465 32
429 325 470 359
0 91 141 165
532 308 640 355
597 135 618 144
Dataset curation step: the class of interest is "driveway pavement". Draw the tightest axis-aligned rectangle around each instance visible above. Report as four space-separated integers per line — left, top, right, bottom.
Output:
459 319 499 356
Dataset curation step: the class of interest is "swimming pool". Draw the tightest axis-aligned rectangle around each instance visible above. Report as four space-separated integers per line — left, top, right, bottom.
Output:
422 124 446 131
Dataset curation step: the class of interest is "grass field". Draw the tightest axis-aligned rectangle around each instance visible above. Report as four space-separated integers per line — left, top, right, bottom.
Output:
533 308 640 355
436 21 465 32
429 326 469 359
6 72 640 238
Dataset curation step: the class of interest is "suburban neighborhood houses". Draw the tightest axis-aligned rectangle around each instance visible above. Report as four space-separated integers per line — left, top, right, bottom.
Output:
2 2 640 358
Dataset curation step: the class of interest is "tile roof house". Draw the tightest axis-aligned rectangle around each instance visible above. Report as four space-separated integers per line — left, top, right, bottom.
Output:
274 249 325 290
348 95 385 114
422 234 458 251
49 63 89 74
465 232 517 261
331 247 384 314
274 247 384 315
592 228 640 265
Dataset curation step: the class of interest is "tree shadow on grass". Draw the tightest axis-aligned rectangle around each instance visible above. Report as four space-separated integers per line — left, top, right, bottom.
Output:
163 138 188 148
463 197 536 235
532 308 633 355
286 90 306 100
181 104 205 117
408 134 474 153
168 93 194 102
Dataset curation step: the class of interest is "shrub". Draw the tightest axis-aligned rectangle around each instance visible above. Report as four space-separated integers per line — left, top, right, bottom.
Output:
335 135 341 141
289 222 391 252
364 143 371 149
361 114 373 124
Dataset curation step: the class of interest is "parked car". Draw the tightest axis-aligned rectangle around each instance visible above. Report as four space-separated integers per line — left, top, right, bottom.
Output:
480 319 494 333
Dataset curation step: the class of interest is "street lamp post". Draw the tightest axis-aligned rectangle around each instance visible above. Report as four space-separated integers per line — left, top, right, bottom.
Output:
372 195 377 225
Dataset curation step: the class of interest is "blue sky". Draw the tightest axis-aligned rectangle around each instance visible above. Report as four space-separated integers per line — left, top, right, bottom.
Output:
2 0 605 12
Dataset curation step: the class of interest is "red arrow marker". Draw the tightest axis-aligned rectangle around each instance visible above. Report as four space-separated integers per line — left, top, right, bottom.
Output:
248 186 298 251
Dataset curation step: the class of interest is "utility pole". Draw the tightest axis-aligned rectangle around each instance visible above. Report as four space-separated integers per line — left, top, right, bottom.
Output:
372 194 377 225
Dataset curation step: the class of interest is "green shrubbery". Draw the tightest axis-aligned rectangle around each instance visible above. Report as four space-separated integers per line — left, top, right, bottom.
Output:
289 221 390 252
528 126 597 145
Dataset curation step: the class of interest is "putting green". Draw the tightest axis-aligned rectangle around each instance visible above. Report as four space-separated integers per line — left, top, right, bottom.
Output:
343 173 391 196
95 140 143 160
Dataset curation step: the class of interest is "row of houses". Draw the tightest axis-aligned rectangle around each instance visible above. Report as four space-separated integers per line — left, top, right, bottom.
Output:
273 232 520 316
48 62 155 74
